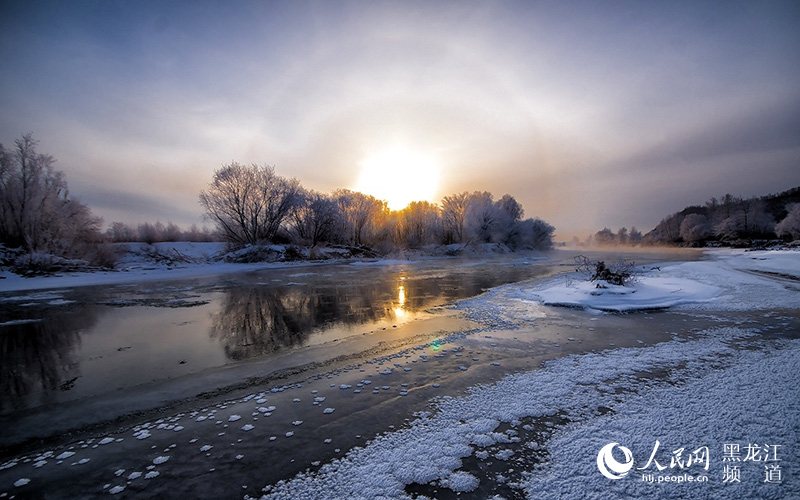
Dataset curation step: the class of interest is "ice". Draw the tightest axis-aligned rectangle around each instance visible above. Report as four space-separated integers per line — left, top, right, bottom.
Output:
55 451 75 460
152 456 169 465
134 429 151 440
242 424 254 431
13 478 30 487
109 485 125 494
228 415 242 422
323 408 335 414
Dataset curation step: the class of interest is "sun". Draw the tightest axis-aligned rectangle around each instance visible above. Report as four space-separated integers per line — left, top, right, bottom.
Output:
355 148 440 210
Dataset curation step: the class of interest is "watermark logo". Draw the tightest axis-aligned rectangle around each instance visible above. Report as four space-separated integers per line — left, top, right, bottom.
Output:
596 442 634 479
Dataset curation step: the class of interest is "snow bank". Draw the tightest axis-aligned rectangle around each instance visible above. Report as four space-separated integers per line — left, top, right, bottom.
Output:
476 249 800 314
524 341 800 499
528 276 721 312
718 248 800 279
259 328 798 500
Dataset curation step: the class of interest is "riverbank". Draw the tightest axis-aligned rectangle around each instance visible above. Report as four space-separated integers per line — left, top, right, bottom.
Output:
0 242 551 293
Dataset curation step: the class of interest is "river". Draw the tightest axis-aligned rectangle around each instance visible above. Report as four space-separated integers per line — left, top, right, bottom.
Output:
2 248 746 499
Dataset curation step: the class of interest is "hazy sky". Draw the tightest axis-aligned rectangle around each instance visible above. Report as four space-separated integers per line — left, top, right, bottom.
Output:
2 0 799 239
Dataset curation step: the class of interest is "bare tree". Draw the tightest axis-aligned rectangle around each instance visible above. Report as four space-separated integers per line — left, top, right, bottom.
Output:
289 189 339 246
333 189 386 246
199 162 299 245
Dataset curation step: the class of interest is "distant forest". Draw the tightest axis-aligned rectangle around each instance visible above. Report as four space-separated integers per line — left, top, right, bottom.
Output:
585 186 800 247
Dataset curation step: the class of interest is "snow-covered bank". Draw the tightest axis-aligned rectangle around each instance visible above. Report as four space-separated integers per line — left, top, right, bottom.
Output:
492 249 800 313
259 331 798 500
0 242 550 293
0 242 376 292
256 249 800 499
527 275 721 312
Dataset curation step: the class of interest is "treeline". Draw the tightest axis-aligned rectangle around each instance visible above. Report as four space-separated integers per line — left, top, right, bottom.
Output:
1 135 555 274
643 187 800 246
105 221 218 244
577 226 645 247
199 162 555 252
582 187 800 248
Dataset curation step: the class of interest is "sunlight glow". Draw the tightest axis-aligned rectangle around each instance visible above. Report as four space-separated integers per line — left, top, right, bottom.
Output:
355 148 440 210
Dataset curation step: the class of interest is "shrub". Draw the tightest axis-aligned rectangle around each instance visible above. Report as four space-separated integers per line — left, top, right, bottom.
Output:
574 255 639 286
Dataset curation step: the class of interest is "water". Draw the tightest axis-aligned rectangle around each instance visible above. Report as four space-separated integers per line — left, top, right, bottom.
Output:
0 254 572 419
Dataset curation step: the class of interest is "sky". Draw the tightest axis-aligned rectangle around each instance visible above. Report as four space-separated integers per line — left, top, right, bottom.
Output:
1 0 799 239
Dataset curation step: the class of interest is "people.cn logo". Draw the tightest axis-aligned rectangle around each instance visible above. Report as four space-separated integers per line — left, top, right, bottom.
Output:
597 443 634 479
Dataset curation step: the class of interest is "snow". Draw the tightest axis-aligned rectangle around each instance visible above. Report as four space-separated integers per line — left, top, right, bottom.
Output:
441 471 479 492
471 249 800 314
0 242 299 292
260 330 799 499
529 276 721 311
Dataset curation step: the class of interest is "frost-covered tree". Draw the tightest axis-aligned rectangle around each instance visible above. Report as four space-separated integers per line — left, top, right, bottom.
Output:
629 226 643 245
776 203 800 240
594 228 616 246
333 189 387 246
199 162 300 245
289 189 339 246
616 227 629 245
679 213 712 244
496 194 524 223
507 217 554 250
441 192 469 244
395 201 442 248
713 198 774 242
0 134 102 253
464 191 499 243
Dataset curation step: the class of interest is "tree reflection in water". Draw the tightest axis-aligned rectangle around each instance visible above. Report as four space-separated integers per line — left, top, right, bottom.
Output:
0 308 97 413
210 280 405 360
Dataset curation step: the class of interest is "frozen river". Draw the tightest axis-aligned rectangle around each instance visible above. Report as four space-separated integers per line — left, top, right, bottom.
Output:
2 248 797 499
